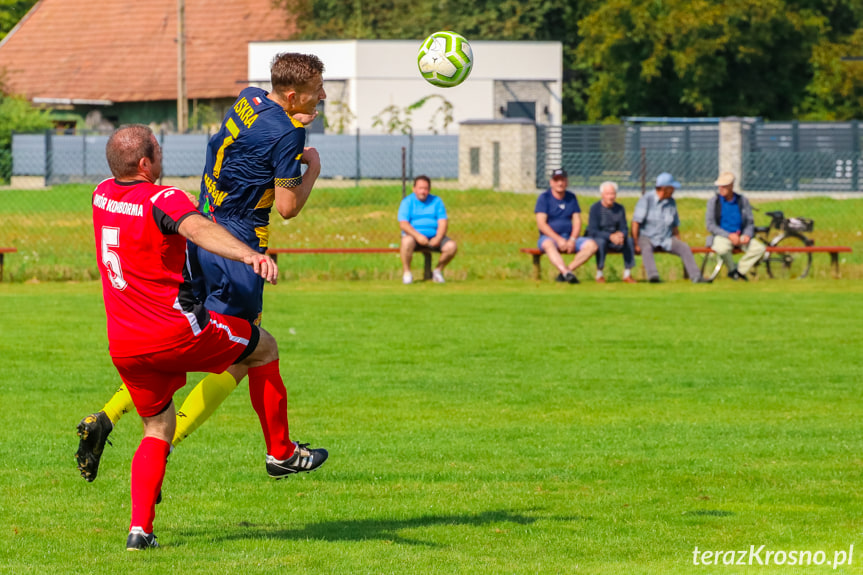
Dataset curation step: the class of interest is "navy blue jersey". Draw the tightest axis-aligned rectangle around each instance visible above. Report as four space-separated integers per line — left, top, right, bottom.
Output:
200 86 305 251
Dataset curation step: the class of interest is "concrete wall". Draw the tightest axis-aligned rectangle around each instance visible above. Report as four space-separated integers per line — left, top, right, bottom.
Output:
459 119 537 192
719 118 745 189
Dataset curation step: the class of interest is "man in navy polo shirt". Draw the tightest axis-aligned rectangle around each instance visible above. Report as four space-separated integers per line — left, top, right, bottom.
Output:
398 175 457 284
534 169 598 283
705 172 765 280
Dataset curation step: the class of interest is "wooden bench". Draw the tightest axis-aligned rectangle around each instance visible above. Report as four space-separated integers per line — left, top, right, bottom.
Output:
520 245 852 280
267 247 435 280
0 247 16 282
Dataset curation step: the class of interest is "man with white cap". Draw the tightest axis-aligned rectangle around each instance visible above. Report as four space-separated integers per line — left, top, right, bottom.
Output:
705 172 765 280
631 172 709 283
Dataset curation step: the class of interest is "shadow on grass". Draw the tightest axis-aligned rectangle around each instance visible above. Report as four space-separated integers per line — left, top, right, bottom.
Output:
183 509 586 546
682 510 735 517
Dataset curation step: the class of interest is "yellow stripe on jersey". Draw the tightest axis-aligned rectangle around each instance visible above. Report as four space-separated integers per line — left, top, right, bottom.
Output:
295 153 303 161
255 188 275 210
255 226 270 248
288 114 304 129
275 176 302 188
213 117 240 179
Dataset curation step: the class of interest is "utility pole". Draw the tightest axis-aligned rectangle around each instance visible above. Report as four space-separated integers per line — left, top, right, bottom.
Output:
177 0 188 133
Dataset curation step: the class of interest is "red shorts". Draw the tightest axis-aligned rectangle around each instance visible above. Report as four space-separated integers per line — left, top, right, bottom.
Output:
112 312 259 418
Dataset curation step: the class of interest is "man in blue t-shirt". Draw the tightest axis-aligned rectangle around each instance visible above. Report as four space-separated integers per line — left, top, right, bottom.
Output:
398 175 457 284
534 169 598 283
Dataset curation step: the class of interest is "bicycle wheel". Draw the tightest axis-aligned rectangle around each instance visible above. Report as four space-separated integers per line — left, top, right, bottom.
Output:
700 251 724 281
765 234 812 279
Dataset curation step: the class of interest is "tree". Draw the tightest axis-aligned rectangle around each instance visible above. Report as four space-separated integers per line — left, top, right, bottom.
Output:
0 79 53 183
0 0 37 41
371 95 454 134
800 28 863 120
576 0 826 121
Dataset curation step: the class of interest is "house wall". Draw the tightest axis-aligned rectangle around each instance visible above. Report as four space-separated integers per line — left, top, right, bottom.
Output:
248 40 562 135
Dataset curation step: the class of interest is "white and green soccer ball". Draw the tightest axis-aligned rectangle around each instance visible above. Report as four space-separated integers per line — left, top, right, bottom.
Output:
417 31 473 88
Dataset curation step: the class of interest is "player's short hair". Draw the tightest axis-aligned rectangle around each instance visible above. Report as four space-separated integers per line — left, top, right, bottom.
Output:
413 175 431 188
270 53 325 93
106 124 156 179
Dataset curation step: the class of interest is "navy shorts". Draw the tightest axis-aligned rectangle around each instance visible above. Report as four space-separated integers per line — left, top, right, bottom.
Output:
188 242 264 326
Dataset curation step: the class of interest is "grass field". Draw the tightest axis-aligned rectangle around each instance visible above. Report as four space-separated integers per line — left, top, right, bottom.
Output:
2 280 863 574
1 184 861 281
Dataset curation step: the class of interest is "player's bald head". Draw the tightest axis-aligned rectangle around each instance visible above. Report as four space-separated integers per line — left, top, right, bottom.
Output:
106 124 157 179
270 53 325 94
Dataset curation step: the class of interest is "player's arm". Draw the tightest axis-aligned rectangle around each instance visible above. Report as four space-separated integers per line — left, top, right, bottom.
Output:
399 220 430 245
571 212 582 240
275 147 321 219
430 219 448 247
179 214 278 284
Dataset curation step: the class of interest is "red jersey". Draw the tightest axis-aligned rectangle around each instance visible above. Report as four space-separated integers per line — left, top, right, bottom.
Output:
92 178 205 357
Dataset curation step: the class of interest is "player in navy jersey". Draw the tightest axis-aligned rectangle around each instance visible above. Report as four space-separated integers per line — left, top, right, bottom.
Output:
77 54 326 484
90 125 326 550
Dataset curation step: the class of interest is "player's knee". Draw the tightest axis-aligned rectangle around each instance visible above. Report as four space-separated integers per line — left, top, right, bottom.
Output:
584 239 598 254
243 328 279 367
401 235 416 249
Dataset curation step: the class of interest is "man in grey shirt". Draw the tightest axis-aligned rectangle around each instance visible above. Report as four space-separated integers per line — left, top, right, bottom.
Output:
705 172 766 280
631 172 709 283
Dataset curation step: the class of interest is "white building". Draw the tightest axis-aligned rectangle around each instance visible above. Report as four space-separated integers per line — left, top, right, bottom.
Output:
247 40 562 135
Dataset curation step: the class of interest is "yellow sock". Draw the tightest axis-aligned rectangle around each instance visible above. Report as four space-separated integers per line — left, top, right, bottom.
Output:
102 384 134 425
172 372 238 447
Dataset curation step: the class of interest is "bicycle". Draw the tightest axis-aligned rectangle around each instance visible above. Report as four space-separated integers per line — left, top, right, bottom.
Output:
700 210 815 281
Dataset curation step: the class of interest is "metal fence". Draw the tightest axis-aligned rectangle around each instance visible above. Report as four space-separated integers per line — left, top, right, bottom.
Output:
11 130 458 185
2 122 861 283
743 121 862 191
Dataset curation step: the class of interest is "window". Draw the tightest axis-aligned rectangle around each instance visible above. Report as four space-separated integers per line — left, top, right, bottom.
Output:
506 101 536 122
470 147 480 175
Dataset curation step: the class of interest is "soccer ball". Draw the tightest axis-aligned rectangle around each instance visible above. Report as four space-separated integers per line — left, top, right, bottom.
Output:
417 31 473 88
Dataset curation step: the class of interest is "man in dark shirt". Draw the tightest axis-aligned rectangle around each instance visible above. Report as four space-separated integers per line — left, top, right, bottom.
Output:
586 181 636 284
534 169 598 283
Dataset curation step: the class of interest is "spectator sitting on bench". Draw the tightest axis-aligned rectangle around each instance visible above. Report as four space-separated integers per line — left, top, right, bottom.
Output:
398 175 457 284
534 169 598 284
586 181 636 284
705 172 766 281
632 172 710 284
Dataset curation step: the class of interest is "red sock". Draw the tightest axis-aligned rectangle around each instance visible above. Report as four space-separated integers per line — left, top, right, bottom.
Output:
129 436 171 533
249 361 294 460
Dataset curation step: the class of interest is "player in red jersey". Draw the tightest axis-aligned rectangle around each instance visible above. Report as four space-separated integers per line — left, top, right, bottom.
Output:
76 53 326 484
92 125 327 550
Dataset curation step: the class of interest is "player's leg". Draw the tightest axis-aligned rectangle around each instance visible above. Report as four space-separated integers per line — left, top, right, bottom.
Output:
737 237 766 275
432 238 457 282
127 403 174 550
621 236 636 282
669 238 705 282
171 372 238 446
593 237 607 280
112 356 186 551
171 252 263 446
228 327 328 478
567 237 598 272
711 235 736 273
75 384 134 481
436 237 457 270
540 235 569 276
400 234 416 283
638 236 660 282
